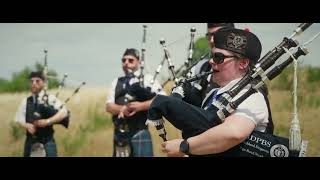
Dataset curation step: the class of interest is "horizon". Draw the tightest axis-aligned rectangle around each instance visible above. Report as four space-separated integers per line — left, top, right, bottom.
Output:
1 23 319 87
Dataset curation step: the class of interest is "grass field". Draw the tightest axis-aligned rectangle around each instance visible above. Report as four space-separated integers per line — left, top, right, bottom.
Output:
1 83 319 157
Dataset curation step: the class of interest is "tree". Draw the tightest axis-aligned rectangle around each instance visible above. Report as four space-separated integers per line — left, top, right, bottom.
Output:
192 37 211 64
0 62 59 93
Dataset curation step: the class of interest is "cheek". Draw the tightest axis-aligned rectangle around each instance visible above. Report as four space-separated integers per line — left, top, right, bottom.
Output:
217 64 234 77
130 62 139 68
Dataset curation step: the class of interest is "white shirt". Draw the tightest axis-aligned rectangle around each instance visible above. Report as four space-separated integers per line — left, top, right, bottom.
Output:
15 90 68 124
202 78 269 132
106 70 166 104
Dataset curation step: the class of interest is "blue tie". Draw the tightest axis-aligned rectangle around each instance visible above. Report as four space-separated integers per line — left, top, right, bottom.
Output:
203 89 220 109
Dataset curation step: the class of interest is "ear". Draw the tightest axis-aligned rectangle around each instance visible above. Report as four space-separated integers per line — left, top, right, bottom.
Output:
238 59 250 70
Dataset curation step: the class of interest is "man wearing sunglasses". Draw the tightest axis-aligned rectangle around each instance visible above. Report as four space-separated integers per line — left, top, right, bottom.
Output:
14 71 69 157
106 48 165 157
158 28 274 157
182 23 235 107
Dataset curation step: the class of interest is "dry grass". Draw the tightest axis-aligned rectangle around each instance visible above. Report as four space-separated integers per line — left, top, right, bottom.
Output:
0 87 181 157
269 90 320 157
1 85 319 157
0 91 29 156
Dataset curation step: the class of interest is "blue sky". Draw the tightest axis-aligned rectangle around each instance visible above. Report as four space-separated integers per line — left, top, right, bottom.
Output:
0 23 319 87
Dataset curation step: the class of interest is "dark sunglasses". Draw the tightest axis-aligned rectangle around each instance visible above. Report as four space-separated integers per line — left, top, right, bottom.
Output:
122 58 135 63
210 52 238 64
30 79 42 84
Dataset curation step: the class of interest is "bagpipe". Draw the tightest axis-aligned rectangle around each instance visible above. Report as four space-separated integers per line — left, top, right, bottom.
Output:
150 38 179 87
146 23 315 157
150 27 200 88
33 49 86 129
161 27 203 87
124 71 157 103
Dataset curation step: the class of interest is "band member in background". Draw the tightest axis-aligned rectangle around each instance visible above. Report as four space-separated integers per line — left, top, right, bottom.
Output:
15 71 69 157
106 48 166 157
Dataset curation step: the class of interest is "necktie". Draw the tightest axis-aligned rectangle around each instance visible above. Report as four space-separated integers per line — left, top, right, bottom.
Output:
33 95 38 105
122 75 131 89
203 89 220 109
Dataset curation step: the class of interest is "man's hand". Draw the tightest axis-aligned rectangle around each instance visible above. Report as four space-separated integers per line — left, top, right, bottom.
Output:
33 119 50 128
118 101 149 119
127 102 145 114
161 139 186 157
25 123 36 135
118 105 133 119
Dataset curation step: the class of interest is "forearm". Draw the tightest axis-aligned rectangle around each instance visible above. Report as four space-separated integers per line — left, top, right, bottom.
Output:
188 116 254 155
106 103 124 115
188 125 243 155
17 122 32 129
140 99 153 111
48 110 68 124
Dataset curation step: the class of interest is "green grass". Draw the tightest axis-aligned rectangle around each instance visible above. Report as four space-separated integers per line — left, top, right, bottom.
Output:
61 128 88 156
60 103 112 156
9 122 25 141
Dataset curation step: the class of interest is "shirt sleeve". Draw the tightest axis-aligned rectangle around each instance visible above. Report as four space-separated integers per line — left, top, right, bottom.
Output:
106 78 118 104
232 90 269 130
15 98 27 124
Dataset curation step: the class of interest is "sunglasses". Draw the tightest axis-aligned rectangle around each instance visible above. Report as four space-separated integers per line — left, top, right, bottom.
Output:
210 52 238 64
30 79 42 84
122 58 135 63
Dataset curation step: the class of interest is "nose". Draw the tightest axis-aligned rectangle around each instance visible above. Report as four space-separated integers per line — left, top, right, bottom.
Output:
208 58 219 72
210 36 214 44
209 58 215 65
209 36 214 46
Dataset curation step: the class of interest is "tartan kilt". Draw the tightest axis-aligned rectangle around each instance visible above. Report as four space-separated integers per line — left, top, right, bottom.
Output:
131 129 154 157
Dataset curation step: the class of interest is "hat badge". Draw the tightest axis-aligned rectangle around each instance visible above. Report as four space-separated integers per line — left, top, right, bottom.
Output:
227 33 247 50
